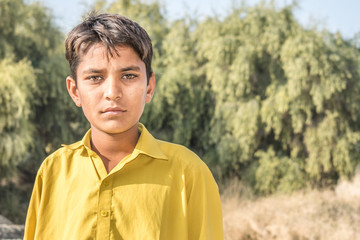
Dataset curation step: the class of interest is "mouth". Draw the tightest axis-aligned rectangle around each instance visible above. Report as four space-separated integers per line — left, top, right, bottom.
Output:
102 107 127 115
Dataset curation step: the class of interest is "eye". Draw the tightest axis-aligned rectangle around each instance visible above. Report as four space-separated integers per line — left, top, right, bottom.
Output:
87 75 103 82
122 74 137 80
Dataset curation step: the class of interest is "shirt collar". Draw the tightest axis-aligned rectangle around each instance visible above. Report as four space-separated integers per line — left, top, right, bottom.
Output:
62 123 168 161
62 129 91 150
134 123 168 160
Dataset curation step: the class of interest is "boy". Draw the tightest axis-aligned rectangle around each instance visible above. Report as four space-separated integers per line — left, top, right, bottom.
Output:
24 13 223 240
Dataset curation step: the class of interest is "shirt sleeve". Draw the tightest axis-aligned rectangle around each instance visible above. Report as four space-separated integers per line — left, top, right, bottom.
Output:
23 169 43 240
185 160 224 240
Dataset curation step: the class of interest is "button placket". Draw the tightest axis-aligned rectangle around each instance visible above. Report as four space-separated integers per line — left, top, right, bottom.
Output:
103 180 110 186
101 210 109 217
96 177 113 239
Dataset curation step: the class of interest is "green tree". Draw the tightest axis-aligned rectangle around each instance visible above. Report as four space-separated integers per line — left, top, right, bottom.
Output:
0 59 36 177
194 4 360 192
3 0 359 196
0 0 87 179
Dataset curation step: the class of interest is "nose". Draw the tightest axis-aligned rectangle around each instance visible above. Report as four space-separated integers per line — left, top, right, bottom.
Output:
104 77 122 101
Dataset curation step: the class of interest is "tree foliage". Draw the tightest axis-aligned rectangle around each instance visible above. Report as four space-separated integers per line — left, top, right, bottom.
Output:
197 5 360 192
0 59 36 177
1 0 360 195
0 0 87 179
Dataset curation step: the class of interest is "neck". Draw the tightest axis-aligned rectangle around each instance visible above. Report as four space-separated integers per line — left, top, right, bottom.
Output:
90 123 140 173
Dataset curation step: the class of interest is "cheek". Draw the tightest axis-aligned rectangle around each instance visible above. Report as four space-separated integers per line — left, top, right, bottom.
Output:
78 94 96 113
128 90 147 113
79 97 92 117
128 85 147 100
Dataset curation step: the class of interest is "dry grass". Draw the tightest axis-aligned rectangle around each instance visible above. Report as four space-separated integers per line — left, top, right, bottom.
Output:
221 174 360 240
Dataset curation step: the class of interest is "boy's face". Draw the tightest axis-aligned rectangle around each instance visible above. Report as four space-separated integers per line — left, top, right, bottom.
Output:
66 44 155 135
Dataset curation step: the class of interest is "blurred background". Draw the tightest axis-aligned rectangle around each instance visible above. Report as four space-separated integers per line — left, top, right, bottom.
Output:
48 0 360 38
0 0 359 239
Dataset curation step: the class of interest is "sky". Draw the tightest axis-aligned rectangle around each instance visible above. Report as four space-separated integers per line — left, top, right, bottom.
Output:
38 0 360 39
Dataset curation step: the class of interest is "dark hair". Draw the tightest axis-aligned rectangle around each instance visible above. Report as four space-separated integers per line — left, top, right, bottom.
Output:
65 13 153 81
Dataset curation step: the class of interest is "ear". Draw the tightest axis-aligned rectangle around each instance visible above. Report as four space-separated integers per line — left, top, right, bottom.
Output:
66 76 82 107
145 72 156 103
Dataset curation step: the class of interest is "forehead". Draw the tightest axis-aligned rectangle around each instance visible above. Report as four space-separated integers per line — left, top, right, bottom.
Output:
80 43 137 60
77 43 145 70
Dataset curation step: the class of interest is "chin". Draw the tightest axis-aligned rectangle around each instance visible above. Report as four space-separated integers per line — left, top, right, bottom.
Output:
102 127 128 134
101 123 138 135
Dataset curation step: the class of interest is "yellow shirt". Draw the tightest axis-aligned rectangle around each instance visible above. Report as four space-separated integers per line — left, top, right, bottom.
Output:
24 124 223 240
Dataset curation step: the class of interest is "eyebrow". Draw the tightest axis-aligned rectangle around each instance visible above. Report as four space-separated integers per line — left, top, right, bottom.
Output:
82 66 141 74
121 66 141 72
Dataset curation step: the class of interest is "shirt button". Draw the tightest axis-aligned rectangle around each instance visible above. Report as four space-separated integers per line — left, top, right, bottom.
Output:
103 180 109 186
101 210 109 217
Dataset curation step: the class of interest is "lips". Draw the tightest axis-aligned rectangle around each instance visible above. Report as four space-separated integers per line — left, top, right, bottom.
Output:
102 107 126 115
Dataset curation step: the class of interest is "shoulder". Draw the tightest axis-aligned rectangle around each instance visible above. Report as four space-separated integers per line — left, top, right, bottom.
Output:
154 140 220 194
155 139 209 172
38 141 82 175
